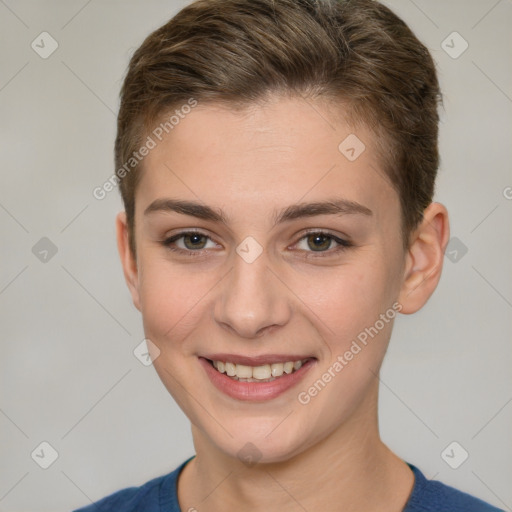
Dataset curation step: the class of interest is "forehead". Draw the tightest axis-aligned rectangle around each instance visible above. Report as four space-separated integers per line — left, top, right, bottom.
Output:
137 96 397 224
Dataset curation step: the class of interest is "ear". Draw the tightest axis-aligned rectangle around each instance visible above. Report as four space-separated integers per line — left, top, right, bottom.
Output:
398 202 450 314
116 211 141 311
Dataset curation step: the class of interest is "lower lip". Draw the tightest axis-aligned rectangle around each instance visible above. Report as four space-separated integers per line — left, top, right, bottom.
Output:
199 357 316 402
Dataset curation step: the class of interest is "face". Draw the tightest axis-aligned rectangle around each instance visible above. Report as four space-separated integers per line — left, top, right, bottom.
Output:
119 95 410 463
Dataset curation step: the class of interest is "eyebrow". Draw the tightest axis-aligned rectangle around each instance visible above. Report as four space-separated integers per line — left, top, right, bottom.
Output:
144 197 373 227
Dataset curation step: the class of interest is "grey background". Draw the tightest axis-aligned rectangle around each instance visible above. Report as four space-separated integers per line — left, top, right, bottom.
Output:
0 0 511 510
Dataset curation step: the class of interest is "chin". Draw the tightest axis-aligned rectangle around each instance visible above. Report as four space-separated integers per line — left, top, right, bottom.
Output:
204 416 315 466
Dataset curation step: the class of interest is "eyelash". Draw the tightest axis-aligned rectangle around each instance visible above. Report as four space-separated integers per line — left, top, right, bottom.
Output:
161 229 353 259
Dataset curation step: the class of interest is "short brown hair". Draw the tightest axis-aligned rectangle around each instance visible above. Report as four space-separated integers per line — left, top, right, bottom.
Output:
115 0 442 257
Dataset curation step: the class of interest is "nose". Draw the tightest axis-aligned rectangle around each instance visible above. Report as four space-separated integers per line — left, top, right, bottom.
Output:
213 248 291 339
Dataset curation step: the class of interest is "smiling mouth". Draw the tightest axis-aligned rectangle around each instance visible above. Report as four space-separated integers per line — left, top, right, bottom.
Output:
205 357 312 383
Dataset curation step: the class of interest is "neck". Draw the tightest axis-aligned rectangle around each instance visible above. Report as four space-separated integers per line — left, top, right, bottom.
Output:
177 383 414 512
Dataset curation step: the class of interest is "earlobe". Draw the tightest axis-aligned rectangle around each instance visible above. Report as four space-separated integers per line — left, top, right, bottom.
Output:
115 211 141 312
398 202 450 314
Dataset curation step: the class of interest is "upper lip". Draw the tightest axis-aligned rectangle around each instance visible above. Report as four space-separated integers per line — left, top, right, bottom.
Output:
200 354 315 366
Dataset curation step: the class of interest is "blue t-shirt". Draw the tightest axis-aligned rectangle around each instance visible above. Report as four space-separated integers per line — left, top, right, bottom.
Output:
72 457 504 511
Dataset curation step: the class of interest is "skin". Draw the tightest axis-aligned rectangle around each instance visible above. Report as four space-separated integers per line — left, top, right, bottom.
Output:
116 94 450 511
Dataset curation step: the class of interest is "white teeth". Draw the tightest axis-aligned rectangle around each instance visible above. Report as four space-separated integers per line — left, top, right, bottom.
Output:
270 363 284 377
225 362 236 377
211 359 308 380
283 361 294 374
252 364 271 380
236 364 253 379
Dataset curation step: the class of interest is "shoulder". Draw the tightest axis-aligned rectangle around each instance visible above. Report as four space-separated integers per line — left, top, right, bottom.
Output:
71 473 171 512
404 463 505 512
71 457 193 512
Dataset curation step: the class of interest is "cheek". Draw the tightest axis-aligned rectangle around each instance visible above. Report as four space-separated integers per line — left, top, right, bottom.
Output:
293 265 398 424
291 262 395 346
137 258 214 414
137 255 213 348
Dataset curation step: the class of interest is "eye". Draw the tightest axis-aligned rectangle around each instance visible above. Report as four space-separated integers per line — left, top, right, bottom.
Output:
162 230 218 256
294 231 352 256
162 229 352 258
